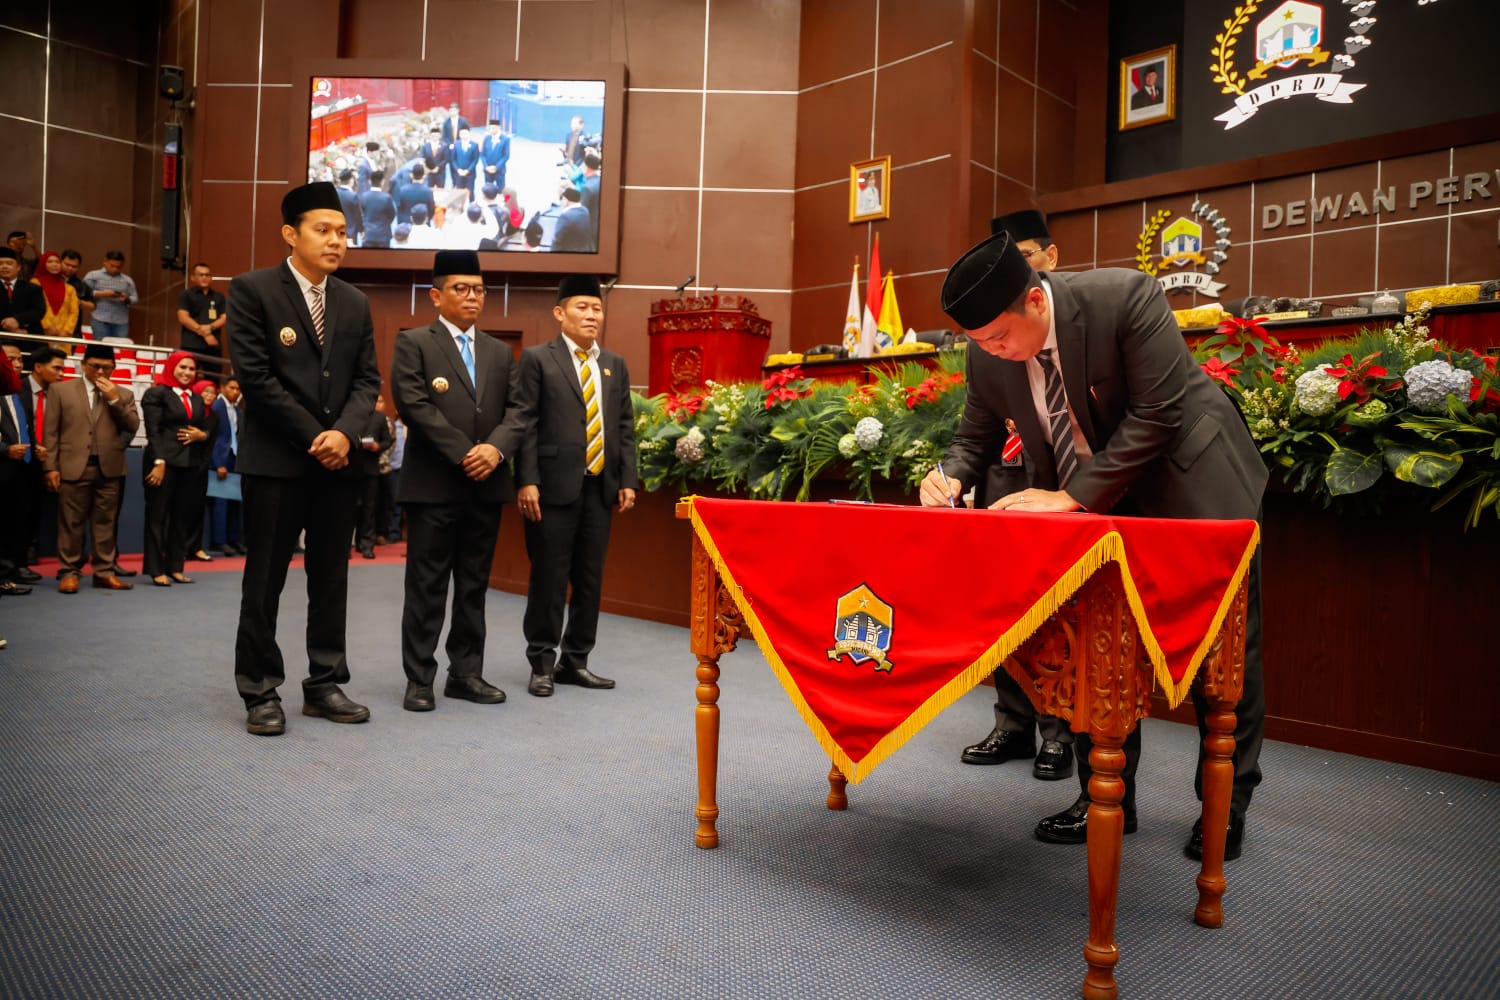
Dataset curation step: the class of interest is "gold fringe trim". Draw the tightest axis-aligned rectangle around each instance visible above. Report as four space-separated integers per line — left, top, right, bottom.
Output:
686 500 1259 782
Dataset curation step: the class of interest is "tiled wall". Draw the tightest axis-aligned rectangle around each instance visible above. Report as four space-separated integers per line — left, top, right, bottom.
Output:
1046 140 1500 310
789 0 1098 351
0 4 188 341
185 0 800 385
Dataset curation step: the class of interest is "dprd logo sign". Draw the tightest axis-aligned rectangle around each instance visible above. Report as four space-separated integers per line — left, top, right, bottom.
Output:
826 584 895 673
1135 200 1233 297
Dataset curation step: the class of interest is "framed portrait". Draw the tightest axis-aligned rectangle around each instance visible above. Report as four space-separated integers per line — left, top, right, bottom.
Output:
1119 45 1176 131
849 156 891 223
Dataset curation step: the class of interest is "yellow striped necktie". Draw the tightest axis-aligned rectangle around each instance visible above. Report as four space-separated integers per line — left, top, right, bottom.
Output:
577 349 604 474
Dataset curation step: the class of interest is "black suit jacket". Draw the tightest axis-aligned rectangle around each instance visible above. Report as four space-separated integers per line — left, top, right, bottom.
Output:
945 269 1267 520
142 383 212 470
2 279 45 334
393 320 526 504
515 336 637 507
225 261 381 480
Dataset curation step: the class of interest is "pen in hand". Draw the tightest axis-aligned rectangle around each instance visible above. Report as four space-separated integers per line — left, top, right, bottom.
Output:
936 462 958 508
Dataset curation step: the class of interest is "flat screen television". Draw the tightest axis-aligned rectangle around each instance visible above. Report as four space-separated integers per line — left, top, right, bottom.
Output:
288 60 625 275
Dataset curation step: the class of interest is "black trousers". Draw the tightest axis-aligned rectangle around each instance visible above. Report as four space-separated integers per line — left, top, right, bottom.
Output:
522 475 613 675
354 474 380 548
1074 545 1266 817
0 463 43 580
401 500 502 686
182 467 209 556
233 472 358 708
142 465 201 577
990 671 1074 744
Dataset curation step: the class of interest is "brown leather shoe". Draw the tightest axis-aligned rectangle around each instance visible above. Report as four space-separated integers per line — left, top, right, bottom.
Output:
58 576 80 595
91 575 134 591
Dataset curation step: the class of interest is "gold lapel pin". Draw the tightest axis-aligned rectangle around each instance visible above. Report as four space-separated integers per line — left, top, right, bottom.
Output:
279 327 297 346
602 367 612 377
432 376 450 394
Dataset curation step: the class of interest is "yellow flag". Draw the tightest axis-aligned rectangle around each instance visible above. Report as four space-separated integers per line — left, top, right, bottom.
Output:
876 271 902 349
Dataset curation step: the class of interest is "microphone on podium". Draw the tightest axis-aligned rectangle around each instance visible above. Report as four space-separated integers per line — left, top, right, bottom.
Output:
674 274 695 297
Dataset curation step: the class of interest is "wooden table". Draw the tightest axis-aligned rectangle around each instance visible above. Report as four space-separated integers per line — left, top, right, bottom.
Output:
677 498 1248 1000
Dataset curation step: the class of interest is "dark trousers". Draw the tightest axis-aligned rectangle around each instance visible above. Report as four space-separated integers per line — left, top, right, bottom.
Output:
0 463 43 580
522 475 613 675
354 474 380 549
55 465 123 576
233 472 357 708
210 497 242 547
382 470 402 538
401 500 502 686
182 468 208 555
1074 546 1265 817
990 670 1074 744
142 465 200 577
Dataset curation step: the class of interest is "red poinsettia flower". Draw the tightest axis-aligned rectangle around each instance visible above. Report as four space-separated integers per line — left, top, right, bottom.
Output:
1272 366 1287 383
1201 356 1240 387
664 391 707 421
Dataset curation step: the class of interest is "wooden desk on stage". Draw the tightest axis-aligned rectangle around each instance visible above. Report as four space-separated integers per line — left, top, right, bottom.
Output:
676 497 1254 1000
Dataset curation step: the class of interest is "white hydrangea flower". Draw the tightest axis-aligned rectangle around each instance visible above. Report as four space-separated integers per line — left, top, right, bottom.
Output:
838 433 859 459
674 426 706 463
854 416 883 451
1404 359 1473 413
1293 366 1341 417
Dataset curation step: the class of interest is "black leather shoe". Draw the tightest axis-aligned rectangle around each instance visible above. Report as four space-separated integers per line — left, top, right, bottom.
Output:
1032 740 1075 780
117 567 138 577
0 582 33 596
12 568 41 583
302 687 370 723
1185 812 1245 862
444 674 506 704
1035 795 1137 845
553 666 615 689
527 672 554 697
960 726 1035 765
358 545 376 560
246 701 286 736
403 682 435 712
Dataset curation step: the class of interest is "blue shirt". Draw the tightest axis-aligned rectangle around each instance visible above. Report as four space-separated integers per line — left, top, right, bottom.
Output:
83 268 138 325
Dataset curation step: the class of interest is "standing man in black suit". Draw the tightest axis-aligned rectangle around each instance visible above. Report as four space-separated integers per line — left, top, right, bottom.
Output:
514 275 637 696
922 231 1267 861
420 127 449 190
1 247 46 336
358 171 396 249
391 250 525 712
226 181 382 737
336 170 364 247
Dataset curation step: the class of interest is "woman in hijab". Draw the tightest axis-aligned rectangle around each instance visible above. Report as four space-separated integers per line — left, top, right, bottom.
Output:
141 351 212 586
31 251 79 338
181 379 220 563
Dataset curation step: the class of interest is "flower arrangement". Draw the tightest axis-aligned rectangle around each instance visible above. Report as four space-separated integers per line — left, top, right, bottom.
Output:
630 311 1499 529
1192 306 1500 528
632 355 969 501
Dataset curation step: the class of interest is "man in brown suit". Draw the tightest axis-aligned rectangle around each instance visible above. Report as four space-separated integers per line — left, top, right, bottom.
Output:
42 343 140 592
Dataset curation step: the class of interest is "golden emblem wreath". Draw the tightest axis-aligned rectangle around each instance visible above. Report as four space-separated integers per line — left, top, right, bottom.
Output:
1210 0 1262 97
1135 210 1171 277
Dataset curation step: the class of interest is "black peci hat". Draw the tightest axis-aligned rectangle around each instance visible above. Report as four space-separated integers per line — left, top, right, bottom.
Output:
281 181 344 226
556 274 603 303
940 231 1033 331
432 250 482 279
83 343 116 362
990 209 1051 243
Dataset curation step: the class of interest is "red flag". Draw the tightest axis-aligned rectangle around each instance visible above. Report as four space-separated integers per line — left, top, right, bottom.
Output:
858 234 882 357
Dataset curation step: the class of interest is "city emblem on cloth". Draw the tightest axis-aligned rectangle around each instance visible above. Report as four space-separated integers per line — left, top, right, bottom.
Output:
1135 200 1233 297
432 376 449 394
1210 0 1381 130
279 326 297 346
826 584 895 673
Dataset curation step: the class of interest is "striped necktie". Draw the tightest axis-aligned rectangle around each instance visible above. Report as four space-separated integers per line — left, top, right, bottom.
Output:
577 349 604 475
309 286 325 346
1035 348 1079 487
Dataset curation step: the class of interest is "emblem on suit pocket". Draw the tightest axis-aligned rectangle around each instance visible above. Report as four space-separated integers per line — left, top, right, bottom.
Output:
602 368 612 377
432 376 450 394
279 327 297 346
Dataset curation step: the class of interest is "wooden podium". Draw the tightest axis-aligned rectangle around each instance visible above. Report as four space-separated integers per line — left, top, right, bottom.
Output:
647 294 771 395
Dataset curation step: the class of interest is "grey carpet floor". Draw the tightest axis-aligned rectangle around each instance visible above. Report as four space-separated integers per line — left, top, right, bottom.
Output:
0 565 1496 999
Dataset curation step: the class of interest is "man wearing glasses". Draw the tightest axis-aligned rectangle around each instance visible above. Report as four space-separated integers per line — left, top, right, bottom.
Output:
390 250 526 712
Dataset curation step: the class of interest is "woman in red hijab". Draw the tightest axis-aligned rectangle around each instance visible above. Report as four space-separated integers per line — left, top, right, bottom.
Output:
141 350 212 585
31 251 79 338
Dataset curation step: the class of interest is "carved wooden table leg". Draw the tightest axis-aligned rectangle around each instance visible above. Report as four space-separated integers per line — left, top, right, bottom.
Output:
695 654 722 848
1194 576 1247 927
1083 736 1126 1000
826 763 848 810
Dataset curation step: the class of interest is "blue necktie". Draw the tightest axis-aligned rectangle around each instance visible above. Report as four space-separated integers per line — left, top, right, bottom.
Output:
457 333 476 387
13 396 32 462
